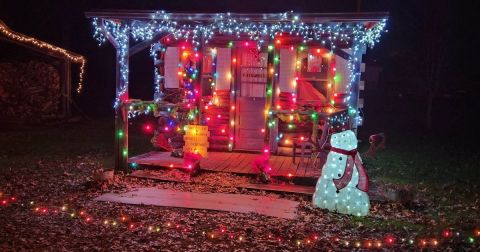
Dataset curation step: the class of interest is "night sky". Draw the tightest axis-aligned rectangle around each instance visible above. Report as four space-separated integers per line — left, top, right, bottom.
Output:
1 0 478 135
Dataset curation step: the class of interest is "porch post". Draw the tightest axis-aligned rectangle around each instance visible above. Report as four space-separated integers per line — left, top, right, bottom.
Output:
196 41 204 124
114 35 129 172
266 44 277 153
228 45 237 151
349 44 366 132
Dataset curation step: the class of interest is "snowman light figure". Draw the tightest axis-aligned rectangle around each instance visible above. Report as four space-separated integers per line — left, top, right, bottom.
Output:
312 130 370 216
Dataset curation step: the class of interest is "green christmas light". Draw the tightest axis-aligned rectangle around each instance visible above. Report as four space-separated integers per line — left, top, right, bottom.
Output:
228 41 233 47
118 130 124 138
333 74 341 82
468 237 475 244
266 87 273 95
122 149 128 157
268 45 273 51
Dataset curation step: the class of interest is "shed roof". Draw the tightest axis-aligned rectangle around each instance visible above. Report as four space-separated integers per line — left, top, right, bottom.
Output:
85 10 388 23
86 10 388 50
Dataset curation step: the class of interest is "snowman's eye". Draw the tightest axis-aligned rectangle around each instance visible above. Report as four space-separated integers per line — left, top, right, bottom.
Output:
339 157 342 160
338 173 341 177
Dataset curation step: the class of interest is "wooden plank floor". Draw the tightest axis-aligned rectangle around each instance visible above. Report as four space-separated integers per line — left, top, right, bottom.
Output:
129 151 325 178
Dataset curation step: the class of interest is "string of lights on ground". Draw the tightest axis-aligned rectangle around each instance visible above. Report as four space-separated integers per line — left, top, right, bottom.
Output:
1 192 478 249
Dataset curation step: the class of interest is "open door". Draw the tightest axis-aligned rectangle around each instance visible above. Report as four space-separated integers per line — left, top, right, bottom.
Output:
234 48 267 151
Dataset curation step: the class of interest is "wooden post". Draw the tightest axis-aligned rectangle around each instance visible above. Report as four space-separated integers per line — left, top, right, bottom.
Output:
61 59 72 117
228 46 236 151
114 38 129 172
349 44 365 132
265 44 276 153
196 42 204 124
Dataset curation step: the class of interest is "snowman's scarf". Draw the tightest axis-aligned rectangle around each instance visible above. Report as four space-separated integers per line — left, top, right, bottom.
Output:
330 147 369 193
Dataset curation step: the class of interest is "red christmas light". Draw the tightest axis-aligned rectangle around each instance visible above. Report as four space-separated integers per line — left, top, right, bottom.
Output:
143 124 153 133
442 229 452 238
385 235 395 246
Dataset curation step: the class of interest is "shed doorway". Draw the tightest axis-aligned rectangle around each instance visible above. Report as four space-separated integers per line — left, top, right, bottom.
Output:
234 47 267 151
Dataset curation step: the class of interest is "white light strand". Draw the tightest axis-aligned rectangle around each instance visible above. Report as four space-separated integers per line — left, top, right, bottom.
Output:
1 21 86 93
93 11 387 50
91 13 387 111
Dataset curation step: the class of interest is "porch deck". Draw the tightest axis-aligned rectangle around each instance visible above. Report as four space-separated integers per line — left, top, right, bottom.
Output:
128 151 326 178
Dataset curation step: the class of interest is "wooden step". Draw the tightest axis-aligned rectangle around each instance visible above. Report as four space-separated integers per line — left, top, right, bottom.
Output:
208 144 229 150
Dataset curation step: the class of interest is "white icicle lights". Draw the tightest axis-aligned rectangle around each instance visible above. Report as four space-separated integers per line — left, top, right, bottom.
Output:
313 130 370 216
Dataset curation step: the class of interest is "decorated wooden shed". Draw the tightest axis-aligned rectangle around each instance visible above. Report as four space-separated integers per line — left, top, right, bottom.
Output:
86 10 387 179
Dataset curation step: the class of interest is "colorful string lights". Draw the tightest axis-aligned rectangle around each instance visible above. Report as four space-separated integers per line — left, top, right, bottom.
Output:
1 193 478 249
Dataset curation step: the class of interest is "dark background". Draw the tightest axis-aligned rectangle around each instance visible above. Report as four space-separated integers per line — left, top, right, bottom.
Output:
1 0 478 140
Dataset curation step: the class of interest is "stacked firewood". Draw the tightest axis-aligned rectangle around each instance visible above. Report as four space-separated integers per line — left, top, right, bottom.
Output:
0 60 61 120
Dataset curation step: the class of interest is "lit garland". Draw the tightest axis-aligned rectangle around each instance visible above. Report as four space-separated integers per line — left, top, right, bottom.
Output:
1 193 479 249
91 11 387 113
115 11 387 50
0 21 86 93
94 19 130 109
150 42 165 97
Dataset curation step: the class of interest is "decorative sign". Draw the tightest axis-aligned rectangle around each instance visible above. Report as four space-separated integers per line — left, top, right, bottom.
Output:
241 67 267 83
183 125 209 157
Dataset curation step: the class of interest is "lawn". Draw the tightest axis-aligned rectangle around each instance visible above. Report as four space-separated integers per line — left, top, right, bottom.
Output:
0 118 479 250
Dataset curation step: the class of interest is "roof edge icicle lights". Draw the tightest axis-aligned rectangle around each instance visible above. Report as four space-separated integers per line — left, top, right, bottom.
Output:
92 11 387 49
0 21 86 93
91 11 387 120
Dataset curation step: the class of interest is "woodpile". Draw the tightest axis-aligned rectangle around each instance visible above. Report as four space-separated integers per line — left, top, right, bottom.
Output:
0 60 61 121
